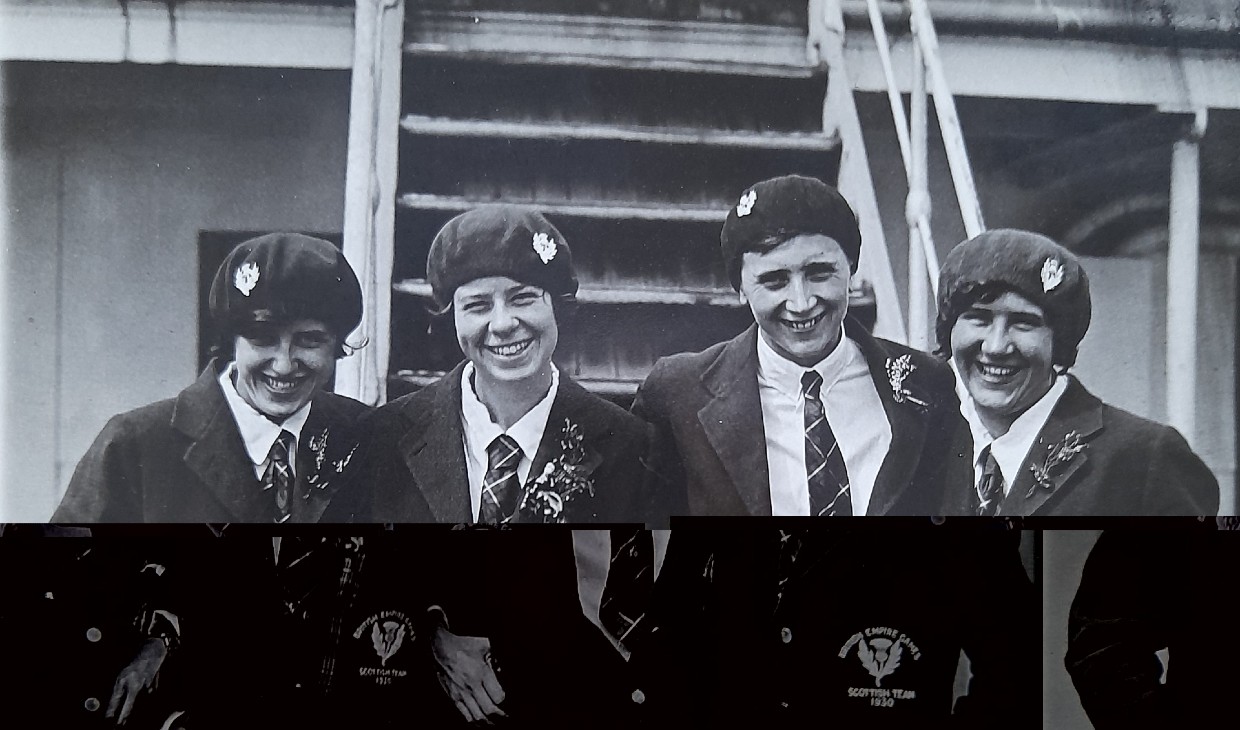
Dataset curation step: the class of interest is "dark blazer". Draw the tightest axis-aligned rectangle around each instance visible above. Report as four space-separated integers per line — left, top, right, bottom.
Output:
2 536 178 728
344 362 659 524
937 376 1219 516
52 362 370 523
1067 529 1239 729
632 529 1038 728
630 318 961 516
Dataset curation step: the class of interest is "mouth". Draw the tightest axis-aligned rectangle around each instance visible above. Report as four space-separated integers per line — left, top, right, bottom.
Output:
779 312 825 333
261 374 308 395
974 361 1020 383
485 339 533 358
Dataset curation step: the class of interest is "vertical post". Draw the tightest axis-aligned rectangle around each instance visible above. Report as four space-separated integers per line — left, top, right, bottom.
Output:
336 0 405 405
1166 110 1207 446
907 0 985 238
907 38 930 351
814 0 908 343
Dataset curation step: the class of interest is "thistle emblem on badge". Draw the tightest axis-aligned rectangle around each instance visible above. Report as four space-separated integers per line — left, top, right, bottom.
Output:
736 189 757 217
532 232 557 264
371 621 405 667
234 261 260 296
1041 257 1064 292
858 638 903 688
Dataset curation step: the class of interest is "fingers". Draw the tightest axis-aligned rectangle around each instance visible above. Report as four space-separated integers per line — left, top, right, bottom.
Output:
458 691 486 724
105 678 128 720
118 684 139 725
481 668 508 711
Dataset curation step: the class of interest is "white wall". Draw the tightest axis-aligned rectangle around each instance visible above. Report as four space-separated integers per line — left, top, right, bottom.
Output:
2 61 351 521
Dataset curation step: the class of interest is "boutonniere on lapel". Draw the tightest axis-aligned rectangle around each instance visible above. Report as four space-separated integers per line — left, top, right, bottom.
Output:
516 418 602 523
304 427 360 499
885 355 929 408
1027 431 1088 498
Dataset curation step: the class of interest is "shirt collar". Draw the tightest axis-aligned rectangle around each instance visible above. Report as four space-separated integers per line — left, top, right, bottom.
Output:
218 363 313 468
459 362 560 463
756 325 852 400
954 360 1070 487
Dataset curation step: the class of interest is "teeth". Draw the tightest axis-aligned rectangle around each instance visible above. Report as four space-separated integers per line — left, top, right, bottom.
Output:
489 340 531 356
264 376 301 393
979 364 1017 377
783 314 822 332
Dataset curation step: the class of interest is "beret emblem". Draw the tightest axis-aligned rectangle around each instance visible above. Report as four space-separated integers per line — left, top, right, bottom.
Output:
1040 257 1065 292
736 189 757 217
532 232 557 264
234 261 260 297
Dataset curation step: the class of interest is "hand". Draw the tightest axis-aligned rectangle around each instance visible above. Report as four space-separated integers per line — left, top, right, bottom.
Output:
431 625 508 724
106 637 167 725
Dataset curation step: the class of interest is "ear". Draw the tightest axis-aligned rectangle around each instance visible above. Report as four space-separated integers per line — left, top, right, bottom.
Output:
737 288 748 306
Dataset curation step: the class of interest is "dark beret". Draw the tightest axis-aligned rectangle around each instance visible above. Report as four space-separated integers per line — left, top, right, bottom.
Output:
936 229 1091 368
720 174 862 290
427 204 578 310
208 232 363 340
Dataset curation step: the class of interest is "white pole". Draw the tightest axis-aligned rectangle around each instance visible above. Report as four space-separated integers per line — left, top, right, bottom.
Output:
907 39 930 351
816 0 908 343
337 0 404 405
1166 110 1207 446
907 0 985 238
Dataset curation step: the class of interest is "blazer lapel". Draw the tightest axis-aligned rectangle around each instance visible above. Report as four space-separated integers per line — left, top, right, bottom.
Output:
397 364 472 523
527 376 606 488
698 325 772 516
1003 377 1103 515
294 394 363 523
174 365 274 522
849 322 936 516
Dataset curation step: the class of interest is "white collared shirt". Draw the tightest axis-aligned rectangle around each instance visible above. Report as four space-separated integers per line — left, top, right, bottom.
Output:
459 362 560 521
218 364 313 479
757 329 892 516
955 363 1070 496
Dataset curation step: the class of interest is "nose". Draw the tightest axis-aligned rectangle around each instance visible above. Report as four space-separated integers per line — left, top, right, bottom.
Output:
488 302 520 336
785 277 815 316
270 337 296 374
980 322 1014 356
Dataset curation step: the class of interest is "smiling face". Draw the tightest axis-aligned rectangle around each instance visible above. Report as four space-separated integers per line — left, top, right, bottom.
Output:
453 276 559 390
738 233 850 367
950 290 1057 436
232 318 338 421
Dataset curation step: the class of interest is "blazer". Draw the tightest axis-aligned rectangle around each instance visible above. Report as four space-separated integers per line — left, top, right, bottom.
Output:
632 529 1038 728
630 318 961 516
52 362 370 523
937 376 1219 516
345 362 659 524
1067 529 1240 729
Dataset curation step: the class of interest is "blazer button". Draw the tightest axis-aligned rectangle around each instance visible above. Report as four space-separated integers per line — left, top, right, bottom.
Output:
86 627 102 642
84 697 101 712
780 627 792 644
631 689 646 704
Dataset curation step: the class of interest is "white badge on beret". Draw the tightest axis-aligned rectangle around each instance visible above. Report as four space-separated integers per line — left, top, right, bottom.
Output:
736 189 757 217
234 261 260 297
532 232 557 264
1040 257 1065 292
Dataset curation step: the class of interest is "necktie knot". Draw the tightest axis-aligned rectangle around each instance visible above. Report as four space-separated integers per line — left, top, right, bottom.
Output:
801 370 824 401
486 434 522 467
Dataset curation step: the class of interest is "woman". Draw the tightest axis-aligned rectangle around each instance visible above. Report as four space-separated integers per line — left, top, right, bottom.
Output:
356 205 658 524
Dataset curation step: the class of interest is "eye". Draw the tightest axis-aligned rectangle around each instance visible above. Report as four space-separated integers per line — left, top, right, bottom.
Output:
294 332 333 349
756 274 788 291
242 333 278 348
510 290 542 306
805 263 838 282
461 300 490 314
958 311 989 326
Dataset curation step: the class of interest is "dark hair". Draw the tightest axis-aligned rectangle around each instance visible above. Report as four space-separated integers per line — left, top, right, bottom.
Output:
934 281 1080 371
211 316 363 361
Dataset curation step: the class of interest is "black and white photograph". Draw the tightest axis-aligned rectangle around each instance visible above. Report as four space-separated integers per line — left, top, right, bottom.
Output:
3 0 1240 726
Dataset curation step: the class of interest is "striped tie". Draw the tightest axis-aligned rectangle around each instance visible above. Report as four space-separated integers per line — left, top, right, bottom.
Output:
479 434 523 524
802 371 852 517
599 529 655 653
976 446 1004 517
263 430 296 523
